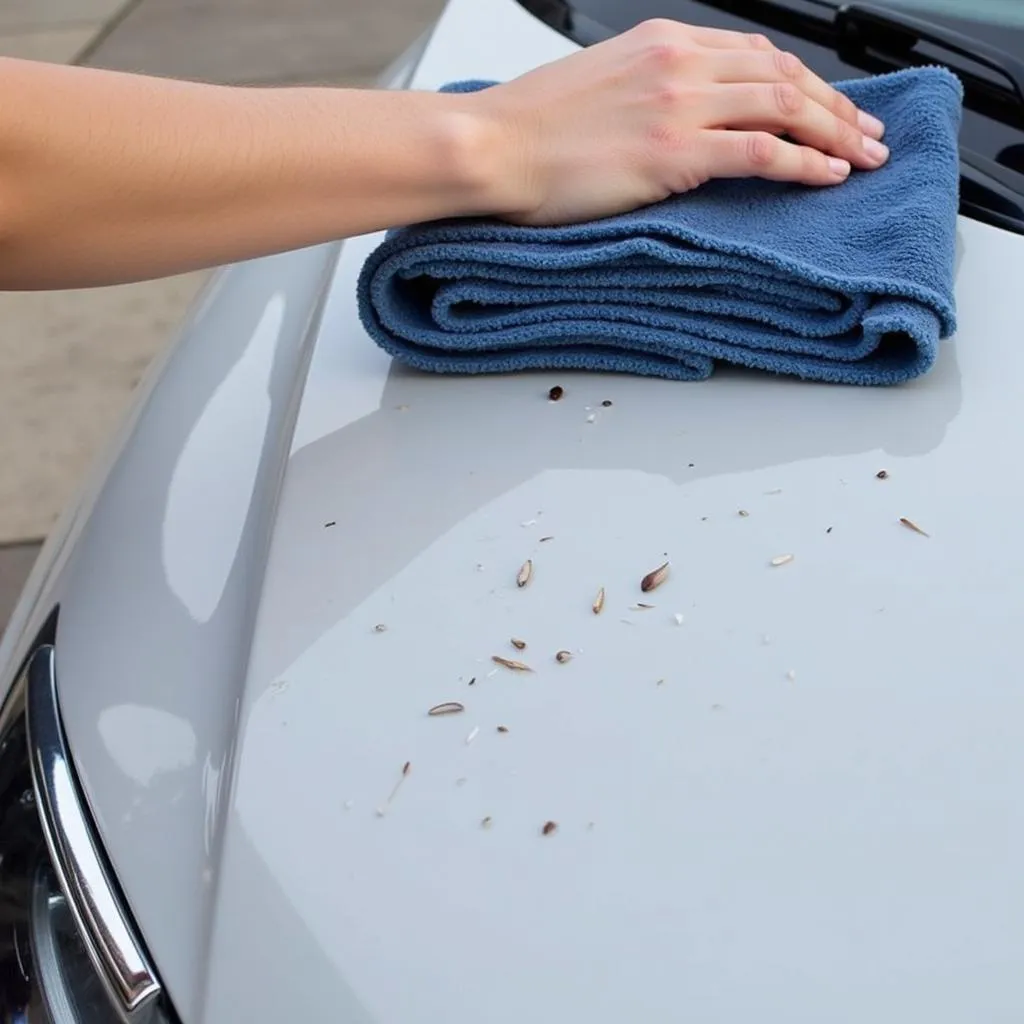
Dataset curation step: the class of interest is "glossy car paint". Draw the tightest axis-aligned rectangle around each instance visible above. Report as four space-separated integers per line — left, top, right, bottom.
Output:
0 242 340 1018
3 0 1024 1020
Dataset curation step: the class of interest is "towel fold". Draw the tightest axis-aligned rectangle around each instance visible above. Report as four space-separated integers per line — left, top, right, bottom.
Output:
357 67 962 385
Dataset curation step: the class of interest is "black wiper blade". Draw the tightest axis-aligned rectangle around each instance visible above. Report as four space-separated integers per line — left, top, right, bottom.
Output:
689 0 1024 127
836 4 1024 126
960 147 1024 227
684 0 839 48
684 0 1024 231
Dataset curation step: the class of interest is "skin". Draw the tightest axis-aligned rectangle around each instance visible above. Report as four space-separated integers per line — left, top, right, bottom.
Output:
0 18 887 291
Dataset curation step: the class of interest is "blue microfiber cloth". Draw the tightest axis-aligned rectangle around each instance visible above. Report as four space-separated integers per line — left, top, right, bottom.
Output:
357 67 962 385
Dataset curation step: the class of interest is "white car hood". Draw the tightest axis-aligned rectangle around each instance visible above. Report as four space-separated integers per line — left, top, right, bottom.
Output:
47 1 1024 1021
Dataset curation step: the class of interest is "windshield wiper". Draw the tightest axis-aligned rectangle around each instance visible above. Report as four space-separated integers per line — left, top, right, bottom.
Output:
835 9 1024 226
529 0 1024 232
689 0 1024 128
960 147 1024 231
836 4 1024 128
686 0 1024 229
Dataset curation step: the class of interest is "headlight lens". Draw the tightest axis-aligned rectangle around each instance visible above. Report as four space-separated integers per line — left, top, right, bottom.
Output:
1 862 171 1024
0 648 174 1024
30 867 126 1024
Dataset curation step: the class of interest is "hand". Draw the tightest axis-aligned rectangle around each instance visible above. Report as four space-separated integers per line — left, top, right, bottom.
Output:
464 18 889 225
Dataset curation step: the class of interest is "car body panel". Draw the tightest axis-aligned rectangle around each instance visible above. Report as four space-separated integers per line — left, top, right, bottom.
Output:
202 210 1024 1024
8 243 338 1020
2 0 1024 1021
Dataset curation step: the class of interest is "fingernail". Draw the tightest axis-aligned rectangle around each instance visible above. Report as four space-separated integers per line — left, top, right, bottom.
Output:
857 110 885 139
862 136 889 166
828 157 851 179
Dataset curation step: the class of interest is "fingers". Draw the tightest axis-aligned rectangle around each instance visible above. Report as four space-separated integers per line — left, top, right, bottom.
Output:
676 23 775 52
707 48 884 140
628 18 773 53
630 19 886 145
698 130 851 186
703 82 888 169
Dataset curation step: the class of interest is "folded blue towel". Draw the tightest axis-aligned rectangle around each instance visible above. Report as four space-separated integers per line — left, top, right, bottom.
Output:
357 67 962 385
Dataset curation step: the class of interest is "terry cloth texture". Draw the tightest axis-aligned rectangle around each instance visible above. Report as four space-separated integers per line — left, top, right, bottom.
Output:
357 67 962 385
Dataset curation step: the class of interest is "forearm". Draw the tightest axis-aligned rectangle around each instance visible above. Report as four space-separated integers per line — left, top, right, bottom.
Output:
0 59 500 289
0 23 888 291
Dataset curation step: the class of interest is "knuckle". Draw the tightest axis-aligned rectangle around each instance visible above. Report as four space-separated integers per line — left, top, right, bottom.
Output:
745 131 777 168
632 19 691 66
748 32 774 51
800 145 823 179
833 116 858 149
634 17 679 38
641 39 687 70
836 94 860 124
774 49 804 81
773 81 803 116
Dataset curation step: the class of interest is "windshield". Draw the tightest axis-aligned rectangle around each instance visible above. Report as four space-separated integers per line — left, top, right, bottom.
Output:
524 0 1024 234
877 0 1024 27
570 0 1024 31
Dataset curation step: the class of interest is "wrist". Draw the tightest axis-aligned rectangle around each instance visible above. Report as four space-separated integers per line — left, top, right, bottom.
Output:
431 93 535 221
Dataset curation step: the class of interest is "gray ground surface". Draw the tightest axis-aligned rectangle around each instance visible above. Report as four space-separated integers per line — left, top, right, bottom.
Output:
0 0 445 629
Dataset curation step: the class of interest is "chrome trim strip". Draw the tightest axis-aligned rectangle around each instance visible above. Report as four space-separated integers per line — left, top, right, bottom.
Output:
24 645 161 1015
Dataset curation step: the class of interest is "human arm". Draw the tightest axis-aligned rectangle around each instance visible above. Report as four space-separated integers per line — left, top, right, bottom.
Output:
0 19 886 291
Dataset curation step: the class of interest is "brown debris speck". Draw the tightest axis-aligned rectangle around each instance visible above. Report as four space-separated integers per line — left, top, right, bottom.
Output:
378 761 411 816
541 821 558 836
601 399 613 407
640 561 670 593
468 677 476 686
481 816 493 829
540 535 554 543
738 509 750 518
324 521 336 528
548 385 564 401
516 559 533 588
555 650 573 664
899 517 930 537
373 623 388 633
428 702 465 717
876 469 889 479
510 637 527 650
631 602 655 610
592 587 606 615
497 725 509 734
491 655 533 672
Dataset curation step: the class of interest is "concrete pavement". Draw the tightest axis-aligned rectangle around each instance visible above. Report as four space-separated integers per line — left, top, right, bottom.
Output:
82 0 445 86
0 0 122 63
0 0 445 628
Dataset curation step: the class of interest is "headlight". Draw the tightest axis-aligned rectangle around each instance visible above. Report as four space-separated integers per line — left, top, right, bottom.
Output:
0 647 176 1024
29 866 132 1023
